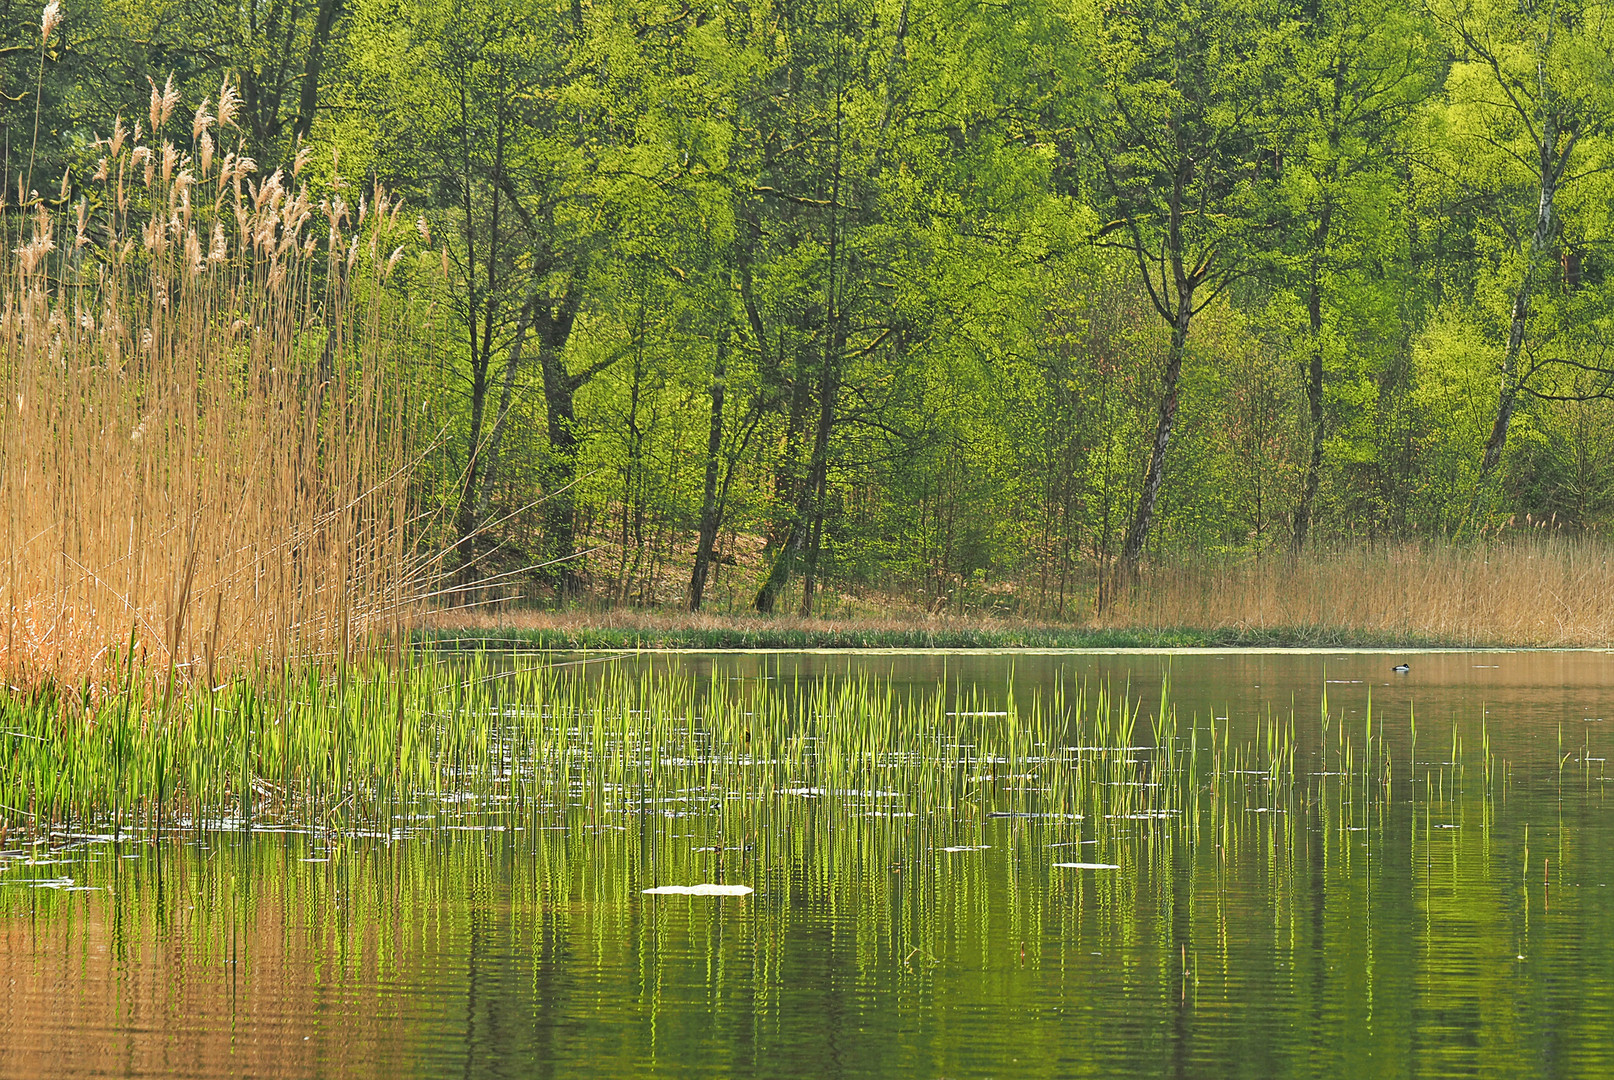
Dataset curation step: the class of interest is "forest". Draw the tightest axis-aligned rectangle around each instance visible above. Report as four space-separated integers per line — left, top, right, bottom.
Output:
9 0 1614 621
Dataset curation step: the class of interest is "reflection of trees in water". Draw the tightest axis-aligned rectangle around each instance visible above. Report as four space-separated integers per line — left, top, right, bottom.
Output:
4 661 1603 1076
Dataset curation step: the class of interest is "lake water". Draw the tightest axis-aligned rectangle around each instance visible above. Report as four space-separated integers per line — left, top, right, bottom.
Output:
3 650 1611 1078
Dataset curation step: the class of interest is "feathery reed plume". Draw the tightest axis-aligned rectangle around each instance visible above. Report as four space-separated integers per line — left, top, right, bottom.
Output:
0 91 438 690
25 0 62 197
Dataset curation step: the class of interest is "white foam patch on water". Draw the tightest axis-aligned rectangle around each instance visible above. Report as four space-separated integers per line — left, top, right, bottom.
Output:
3 876 98 890
642 884 753 896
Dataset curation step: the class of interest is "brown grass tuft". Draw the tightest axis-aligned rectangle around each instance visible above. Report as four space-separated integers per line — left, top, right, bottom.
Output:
1101 536 1614 647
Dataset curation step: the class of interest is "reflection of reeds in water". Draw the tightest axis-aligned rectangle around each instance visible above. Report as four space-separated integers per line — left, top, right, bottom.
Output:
7 660 1605 1080
0 694 1577 1080
0 655 1528 875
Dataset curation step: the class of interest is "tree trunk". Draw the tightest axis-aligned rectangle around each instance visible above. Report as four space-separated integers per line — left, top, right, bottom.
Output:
1292 193 1332 553
1479 261 1539 478
753 523 801 614
451 78 506 589
689 336 728 611
462 285 539 583
795 55 848 617
754 375 826 616
452 344 491 556
537 289 584 595
1119 302 1192 578
752 345 813 614
1480 119 1559 481
797 309 842 615
294 0 344 142
1294 333 1324 551
616 326 648 602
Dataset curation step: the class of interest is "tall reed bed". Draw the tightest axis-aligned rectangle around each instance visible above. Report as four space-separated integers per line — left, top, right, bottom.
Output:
0 79 431 688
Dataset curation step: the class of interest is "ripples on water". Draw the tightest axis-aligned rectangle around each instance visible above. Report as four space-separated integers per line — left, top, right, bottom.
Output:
2 650 1612 1078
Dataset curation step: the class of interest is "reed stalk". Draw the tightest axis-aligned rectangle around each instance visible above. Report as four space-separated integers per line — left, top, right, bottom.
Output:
0 88 435 689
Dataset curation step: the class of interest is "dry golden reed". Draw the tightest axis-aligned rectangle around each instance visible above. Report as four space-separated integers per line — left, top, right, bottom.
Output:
1104 535 1614 646
0 84 429 688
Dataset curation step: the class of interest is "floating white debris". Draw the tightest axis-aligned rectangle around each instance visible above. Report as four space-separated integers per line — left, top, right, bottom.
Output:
988 812 1083 820
14 877 77 889
642 884 753 896
942 845 990 853
1067 746 1156 753
1053 862 1120 870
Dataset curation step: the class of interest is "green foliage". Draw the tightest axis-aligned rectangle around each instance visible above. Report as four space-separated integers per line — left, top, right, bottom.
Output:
15 0 1614 614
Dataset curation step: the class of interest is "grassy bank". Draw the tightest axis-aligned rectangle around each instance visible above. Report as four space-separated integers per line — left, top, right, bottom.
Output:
1102 536 1614 648
422 534 1614 651
416 611 1470 652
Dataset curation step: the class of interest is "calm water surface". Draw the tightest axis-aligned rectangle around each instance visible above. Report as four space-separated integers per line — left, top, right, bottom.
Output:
3 649 1612 1078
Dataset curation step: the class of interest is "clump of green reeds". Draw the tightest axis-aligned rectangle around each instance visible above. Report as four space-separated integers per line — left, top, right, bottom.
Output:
2 654 1480 855
0 75 433 690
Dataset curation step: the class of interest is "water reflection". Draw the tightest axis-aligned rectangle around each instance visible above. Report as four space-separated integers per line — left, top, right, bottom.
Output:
2 651 1611 1078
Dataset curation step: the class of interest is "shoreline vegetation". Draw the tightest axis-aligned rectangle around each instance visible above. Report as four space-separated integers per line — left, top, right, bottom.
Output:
2 76 1613 703
422 534 1614 651
8 3 1614 1071
418 613 1469 652
0 649 1445 846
